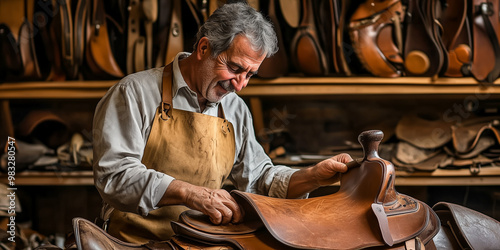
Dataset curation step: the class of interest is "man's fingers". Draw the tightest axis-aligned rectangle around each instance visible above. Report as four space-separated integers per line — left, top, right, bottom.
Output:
224 197 243 223
333 153 354 164
208 209 222 225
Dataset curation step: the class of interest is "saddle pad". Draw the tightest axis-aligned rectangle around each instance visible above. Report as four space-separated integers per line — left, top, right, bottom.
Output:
392 146 448 172
451 118 500 154
395 141 442 165
396 113 452 149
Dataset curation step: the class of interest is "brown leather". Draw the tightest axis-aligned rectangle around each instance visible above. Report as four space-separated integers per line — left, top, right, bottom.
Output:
404 0 447 77
336 0 352 76
17 110 70 149
126 0 140 73
0 0 41 81
432 202 500 250
451 117 500 155
290 0 328 76
257 0 289 78
349 0 404 78
72 217 175 250
441 0 472 77
395 113 452 149
329 0 340 73
164 0 183 65
466 0 500 85
279 0 300 28
85 0 124 79
153 0 173 67
171 130 440 249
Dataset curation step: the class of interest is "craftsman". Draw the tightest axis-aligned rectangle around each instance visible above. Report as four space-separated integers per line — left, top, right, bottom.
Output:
92 2 353 243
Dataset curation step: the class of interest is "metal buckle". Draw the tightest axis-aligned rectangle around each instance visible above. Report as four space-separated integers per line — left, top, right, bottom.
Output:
478 2 494 16
161 102 171 120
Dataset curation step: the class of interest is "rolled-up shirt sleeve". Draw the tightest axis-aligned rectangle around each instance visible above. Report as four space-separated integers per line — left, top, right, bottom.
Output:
225 96 300 199
92 69 173 216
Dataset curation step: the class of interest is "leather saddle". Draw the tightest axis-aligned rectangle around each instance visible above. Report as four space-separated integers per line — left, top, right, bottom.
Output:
171 130 440 249
349 0 405 78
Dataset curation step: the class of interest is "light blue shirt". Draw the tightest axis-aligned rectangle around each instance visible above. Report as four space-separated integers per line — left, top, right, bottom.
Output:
93 53 298 216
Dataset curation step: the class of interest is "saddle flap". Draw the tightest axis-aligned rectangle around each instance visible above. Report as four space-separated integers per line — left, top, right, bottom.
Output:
178 209 263 235
433 202 500 249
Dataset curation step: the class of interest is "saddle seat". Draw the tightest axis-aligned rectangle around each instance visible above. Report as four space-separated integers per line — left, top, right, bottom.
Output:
172 130 440 249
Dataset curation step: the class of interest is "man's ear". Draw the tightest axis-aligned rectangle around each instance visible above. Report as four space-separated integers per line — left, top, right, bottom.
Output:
196 37 210 59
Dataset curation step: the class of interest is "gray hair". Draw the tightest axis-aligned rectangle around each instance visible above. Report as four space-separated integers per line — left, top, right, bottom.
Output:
193 2 278 58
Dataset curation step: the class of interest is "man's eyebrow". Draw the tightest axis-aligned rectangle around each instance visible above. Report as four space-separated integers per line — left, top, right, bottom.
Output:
228 61 258 75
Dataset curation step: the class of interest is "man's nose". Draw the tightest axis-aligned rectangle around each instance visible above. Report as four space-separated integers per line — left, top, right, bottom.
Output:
232 74 248 92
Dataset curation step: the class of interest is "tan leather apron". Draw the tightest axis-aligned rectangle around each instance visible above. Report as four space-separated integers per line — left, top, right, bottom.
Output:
107 63 236 243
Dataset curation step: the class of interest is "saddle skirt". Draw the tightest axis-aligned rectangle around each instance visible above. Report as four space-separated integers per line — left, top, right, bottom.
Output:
172 130 440 249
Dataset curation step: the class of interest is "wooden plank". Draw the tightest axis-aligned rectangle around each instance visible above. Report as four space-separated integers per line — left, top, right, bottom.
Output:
0 171 94 186
1 77 499 99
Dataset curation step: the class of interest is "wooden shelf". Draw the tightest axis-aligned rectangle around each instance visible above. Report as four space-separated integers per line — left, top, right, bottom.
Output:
0 171 94 186
1 167 499 186
0 77 499 99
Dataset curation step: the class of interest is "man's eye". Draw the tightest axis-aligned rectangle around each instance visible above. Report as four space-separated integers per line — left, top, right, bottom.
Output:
228 66 238 72
246 73 253 79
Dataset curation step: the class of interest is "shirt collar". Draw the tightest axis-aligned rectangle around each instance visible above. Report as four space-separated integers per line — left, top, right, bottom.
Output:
172 52 194 99
171 52 221 108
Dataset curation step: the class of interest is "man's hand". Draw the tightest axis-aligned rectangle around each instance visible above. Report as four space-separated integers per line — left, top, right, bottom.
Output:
287 153 354 198
184 185 243 225
312 153 354 186
159 180 243 225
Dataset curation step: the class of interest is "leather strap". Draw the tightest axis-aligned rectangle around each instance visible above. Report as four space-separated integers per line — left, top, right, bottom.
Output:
23 0 42 79
164 0 183 65
134 37 145 72
372 203 394 246
337 0 352 76
161 64 173 120
74 0 88 70
474 2 500 85
127 0 143 74
154 0 173 67
59 0 74 77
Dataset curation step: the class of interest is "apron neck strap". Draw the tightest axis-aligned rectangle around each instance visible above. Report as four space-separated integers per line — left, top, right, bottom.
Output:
161 63 226 120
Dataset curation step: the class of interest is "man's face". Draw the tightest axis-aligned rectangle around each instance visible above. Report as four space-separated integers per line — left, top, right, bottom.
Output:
199 35 266 103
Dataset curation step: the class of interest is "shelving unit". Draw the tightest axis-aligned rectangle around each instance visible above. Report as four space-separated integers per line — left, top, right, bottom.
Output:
1 77 500 186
